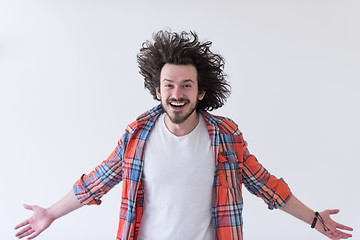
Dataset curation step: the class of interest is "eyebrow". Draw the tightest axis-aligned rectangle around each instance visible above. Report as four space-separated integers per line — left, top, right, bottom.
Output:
163 79 194 83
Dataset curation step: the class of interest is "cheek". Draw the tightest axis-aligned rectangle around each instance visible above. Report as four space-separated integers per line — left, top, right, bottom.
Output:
158 91 171 102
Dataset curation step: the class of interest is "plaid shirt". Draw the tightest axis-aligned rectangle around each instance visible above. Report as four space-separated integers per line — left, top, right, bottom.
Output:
74 105 291 240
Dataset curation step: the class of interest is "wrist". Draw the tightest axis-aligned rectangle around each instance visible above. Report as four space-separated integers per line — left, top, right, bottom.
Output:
310 211 330 232
46 206 58 221
311 211 319 228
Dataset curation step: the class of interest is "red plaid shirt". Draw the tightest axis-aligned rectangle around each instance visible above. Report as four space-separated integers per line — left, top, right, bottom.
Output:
74 105 292 240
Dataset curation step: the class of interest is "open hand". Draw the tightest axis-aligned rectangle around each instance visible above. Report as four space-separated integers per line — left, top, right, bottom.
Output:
15 204 54 239
315 209 353 240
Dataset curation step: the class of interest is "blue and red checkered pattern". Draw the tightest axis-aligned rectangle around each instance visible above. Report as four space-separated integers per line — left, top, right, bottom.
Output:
73 104 291 240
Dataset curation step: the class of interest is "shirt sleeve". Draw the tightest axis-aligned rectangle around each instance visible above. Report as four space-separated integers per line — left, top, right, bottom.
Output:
73 133 127 205
241 140 292 209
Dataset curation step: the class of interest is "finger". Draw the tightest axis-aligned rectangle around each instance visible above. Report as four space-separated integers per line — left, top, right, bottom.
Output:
16 226 32 238
328 209 340 215
19 229 34 239
23 204 34 211
15 226 31 237
15 220 29 230
28 231 41 240
333 229 352 239
336 223 353 231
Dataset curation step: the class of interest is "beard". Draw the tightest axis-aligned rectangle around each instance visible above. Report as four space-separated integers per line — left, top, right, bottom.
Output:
161 97 199 124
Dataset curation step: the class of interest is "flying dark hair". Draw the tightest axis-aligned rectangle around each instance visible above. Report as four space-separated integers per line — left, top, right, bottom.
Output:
137 30 231 111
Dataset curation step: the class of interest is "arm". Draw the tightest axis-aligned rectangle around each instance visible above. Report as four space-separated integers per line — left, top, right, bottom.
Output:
237 131 353 239
15 134 126 239
280 195 353 240
15 190 82 239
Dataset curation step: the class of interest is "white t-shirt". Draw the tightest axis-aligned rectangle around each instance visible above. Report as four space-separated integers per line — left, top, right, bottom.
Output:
137 113 215 240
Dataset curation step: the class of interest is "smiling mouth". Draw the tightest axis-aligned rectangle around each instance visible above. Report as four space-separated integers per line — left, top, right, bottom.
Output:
168 99 189 109
170 102 186 107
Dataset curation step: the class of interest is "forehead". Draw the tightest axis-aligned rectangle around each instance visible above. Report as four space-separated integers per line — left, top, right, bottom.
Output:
160 63 197 83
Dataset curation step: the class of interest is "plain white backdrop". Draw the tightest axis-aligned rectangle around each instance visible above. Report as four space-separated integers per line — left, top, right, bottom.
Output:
1 1 359 239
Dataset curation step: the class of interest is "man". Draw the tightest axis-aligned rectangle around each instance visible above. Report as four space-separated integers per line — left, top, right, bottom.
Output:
15 30 353 240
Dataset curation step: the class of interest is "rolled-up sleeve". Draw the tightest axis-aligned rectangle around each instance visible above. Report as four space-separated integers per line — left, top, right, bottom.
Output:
73 134 127 205
241 140 292 209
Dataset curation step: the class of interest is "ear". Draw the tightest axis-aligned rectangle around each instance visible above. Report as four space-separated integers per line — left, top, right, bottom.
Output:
198 90 205 101
156 87 161 100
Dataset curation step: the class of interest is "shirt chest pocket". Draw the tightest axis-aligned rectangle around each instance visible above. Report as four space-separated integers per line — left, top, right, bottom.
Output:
217 151 242 189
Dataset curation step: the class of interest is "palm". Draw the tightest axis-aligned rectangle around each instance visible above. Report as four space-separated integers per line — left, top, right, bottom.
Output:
315 210 353 240
15 204 54 239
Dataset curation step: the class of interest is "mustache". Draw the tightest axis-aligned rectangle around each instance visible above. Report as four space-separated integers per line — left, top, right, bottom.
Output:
167 98 190 103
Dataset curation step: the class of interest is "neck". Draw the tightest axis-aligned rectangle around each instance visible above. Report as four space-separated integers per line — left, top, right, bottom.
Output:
164 111 200 137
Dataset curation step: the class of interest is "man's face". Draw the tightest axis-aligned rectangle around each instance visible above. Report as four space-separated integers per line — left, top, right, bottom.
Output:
156 63 205 125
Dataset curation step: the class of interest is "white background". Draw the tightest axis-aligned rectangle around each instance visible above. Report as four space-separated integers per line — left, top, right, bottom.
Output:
1 1 359 239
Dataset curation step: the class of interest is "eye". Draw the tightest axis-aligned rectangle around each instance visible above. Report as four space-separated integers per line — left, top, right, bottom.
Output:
183 84 192 88
165 84 174 88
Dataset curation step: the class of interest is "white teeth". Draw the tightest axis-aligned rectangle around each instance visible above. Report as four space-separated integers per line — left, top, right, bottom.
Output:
170 102 185 107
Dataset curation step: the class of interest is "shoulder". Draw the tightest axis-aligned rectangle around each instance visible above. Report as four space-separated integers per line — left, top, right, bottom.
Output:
201 111 242 135
215 115 241 135
125 105 163 134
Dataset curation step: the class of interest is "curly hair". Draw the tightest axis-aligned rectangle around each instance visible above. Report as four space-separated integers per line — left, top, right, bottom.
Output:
137 30 231 111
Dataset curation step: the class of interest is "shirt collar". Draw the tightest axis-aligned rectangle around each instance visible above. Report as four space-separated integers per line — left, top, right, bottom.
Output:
137 105 220 127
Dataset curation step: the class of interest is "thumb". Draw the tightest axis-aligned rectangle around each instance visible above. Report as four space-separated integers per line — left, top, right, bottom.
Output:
328 209 340 215
23 203 34 210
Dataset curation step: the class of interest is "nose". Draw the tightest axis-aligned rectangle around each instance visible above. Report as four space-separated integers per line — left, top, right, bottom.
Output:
173 86 184 100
